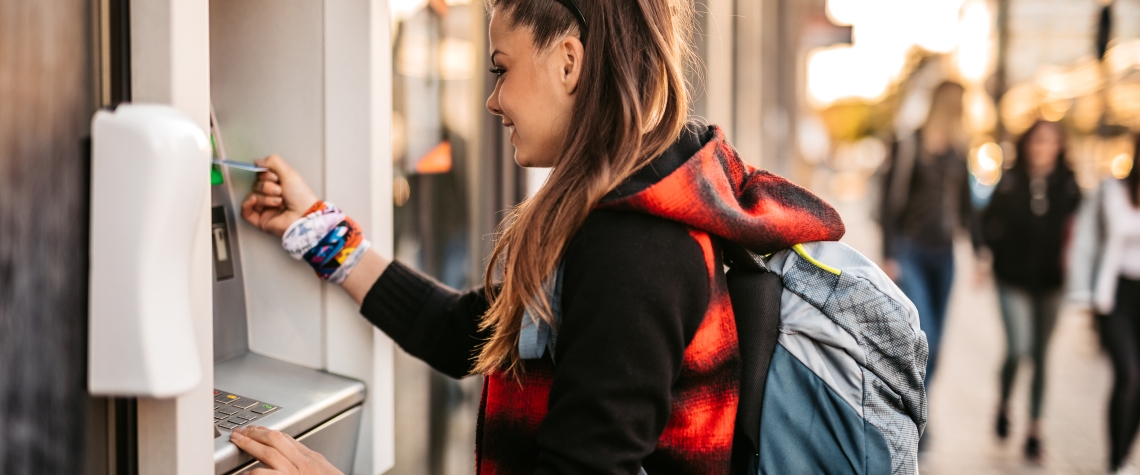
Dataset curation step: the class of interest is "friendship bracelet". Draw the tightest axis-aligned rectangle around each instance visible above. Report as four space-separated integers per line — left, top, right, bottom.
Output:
282 201 371 284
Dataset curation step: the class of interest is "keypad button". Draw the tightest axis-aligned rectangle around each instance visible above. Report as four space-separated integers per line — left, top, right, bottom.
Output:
231 398 257 409
214 411 229 420
251 403 277 414
217 422 237 430
216 393 240 404
217 407 238 416
226 416 247 426
235 413 257 421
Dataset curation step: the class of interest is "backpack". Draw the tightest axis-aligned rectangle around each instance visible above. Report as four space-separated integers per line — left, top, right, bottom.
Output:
723 241 928 475
518 240 927 475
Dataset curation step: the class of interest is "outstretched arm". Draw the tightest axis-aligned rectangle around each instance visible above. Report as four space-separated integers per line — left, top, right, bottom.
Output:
234 154 490 471
240 154 390 305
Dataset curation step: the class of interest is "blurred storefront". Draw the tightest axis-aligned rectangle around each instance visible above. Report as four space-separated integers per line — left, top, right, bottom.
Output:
799 0 1140 210
388 1 518 473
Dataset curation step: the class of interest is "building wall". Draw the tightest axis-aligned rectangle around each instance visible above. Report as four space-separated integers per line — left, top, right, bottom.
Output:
0 0 94 473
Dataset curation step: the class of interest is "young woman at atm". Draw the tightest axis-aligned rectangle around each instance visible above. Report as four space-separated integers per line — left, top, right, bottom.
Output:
230 0 845 473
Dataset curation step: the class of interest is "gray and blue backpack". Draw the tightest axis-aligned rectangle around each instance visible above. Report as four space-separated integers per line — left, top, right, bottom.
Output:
724 241 928 475
519 240 928 474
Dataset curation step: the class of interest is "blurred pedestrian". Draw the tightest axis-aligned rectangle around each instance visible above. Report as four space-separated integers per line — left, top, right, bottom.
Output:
981 120 1081 462
880 81 982 395
1068 136 1140 475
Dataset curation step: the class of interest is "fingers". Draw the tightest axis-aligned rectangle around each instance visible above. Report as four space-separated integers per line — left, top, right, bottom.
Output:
238 426 307 465
258 195 284 208
241 193 261 222
244 191 283 211
248 469 285 475
256 154 293 179
230 428 294 472
255 179 283 197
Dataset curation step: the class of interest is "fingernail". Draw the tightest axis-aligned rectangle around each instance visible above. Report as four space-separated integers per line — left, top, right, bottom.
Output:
230 430 243 440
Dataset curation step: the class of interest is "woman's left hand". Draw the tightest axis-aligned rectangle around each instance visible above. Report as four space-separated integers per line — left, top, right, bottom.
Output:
229 425 344 475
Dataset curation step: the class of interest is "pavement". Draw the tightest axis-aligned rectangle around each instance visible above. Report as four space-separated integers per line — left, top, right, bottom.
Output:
831 196 1126 475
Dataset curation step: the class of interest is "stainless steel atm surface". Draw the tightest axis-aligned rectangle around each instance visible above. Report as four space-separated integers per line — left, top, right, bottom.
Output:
210 149 366 475
212 353 365 474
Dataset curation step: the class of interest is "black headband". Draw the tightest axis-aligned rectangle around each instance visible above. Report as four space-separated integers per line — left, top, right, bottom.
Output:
554 0 588 41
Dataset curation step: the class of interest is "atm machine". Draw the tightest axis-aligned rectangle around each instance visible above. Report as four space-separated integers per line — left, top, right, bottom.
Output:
88 0 395 474
208 116 367 474
206 0 395 471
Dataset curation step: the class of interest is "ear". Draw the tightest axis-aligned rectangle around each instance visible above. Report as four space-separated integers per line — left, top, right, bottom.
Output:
557 35 584 95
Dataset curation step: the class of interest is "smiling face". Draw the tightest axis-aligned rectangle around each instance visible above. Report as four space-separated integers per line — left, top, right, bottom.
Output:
484 9 583 168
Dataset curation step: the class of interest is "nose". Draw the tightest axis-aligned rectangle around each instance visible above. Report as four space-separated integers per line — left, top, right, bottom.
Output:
486 81 502 116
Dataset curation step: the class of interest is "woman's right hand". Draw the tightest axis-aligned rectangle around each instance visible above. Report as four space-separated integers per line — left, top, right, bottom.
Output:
241 155 319 237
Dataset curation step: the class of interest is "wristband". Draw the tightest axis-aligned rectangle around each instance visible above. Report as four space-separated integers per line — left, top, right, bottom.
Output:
282 201 371 284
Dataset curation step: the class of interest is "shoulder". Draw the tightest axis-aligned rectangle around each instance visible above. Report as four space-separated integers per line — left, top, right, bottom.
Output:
567 209 708 267
562 209 710 300
1100 177 1123 194
1101 178 1133 211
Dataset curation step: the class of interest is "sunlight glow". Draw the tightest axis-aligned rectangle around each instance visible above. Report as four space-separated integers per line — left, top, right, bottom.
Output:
810 0 994 107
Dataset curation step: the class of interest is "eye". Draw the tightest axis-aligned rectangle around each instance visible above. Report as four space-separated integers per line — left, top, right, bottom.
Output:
489 67 506 76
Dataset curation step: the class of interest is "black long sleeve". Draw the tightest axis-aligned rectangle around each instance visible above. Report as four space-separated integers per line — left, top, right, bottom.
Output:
360 261 489 378
358 209 710 473
959 160 984 253
880 139 904 258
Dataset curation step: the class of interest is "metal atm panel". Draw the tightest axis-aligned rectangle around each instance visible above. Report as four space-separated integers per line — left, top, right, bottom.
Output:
209 140 366 475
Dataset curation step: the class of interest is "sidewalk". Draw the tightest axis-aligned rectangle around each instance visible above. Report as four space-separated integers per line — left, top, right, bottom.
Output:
831 196 1121 474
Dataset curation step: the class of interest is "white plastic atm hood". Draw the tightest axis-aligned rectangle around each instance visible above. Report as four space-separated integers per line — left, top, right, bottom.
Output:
89 104 209 397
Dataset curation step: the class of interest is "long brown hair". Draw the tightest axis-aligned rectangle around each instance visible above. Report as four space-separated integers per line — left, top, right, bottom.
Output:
921 81 967 153
474 0 694 376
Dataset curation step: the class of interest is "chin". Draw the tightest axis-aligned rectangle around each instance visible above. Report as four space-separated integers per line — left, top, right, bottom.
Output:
513 149 554 168
513 150 536 168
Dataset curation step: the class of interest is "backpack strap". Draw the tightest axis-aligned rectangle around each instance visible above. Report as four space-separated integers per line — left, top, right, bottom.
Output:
722 240 783 473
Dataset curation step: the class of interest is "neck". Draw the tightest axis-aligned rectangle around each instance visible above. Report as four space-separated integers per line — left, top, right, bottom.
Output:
922 130 950 155
1028 163 1055 178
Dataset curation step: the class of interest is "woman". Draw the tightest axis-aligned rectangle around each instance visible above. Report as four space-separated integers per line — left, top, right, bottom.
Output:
880 81 982 393
227 0 845 473
1069 136 1140 475
981 120 1081 462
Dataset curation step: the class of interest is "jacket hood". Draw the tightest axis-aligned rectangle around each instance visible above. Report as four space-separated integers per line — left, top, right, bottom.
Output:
600 124 845 254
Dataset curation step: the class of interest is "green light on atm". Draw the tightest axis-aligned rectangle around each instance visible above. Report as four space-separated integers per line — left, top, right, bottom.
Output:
211 165 224 186
210 134 218 158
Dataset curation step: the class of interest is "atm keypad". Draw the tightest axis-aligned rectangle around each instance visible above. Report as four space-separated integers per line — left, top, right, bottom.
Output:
212 389 279 433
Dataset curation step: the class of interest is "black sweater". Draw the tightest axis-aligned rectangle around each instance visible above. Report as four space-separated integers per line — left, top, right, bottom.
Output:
880 131 982 256
360 209 710 473
981 165 1081 291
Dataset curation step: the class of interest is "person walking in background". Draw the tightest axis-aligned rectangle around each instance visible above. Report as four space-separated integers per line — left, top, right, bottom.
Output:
1069 137 1140 475
880 81 982 399
981 120 1081 463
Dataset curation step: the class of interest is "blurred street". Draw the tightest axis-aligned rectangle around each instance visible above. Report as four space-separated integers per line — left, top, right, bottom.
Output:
835 193 1121 475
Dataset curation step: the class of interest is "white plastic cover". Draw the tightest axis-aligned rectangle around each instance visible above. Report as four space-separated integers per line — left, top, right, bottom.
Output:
89 104 208 397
